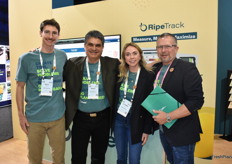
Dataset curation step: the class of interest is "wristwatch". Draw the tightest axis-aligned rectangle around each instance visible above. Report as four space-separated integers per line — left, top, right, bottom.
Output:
166 113 172 123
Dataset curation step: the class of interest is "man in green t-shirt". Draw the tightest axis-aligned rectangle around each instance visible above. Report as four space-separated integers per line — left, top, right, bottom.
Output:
16 19 67 164
64 30 119 164
152 33 204 164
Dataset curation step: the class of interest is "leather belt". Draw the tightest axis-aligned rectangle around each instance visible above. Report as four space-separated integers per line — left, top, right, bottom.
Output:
77 108 109 117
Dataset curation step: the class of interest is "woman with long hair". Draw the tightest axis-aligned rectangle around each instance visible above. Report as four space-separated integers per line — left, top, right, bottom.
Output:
114 42 157 164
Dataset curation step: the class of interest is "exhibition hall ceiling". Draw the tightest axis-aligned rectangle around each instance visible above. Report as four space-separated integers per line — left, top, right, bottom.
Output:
52 0 103 9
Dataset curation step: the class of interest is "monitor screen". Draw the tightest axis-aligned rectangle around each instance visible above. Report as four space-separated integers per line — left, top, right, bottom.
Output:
55 35 121 59
177 54 198 65
142 48 158 64
179 57 196 65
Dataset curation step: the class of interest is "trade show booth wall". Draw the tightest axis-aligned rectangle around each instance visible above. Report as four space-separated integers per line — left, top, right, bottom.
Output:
9 0 217 163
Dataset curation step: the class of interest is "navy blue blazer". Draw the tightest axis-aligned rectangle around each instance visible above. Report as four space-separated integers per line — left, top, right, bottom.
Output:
152 58 204 146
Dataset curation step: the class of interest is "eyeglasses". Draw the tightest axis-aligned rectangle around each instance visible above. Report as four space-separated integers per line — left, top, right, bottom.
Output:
156 45 177 50
43 30 59 36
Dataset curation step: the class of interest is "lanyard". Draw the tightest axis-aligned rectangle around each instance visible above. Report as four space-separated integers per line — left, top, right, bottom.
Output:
39 49 56 79
123 67 141 102
154 64 171 88
86 58 101 82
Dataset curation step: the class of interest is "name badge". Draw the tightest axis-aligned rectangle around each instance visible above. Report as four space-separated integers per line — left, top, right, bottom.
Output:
88 84 99 99
117 99 132 117
40 79 53 96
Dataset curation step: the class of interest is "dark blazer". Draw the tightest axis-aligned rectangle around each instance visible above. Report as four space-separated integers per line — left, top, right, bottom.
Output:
63 56 119 130
114 66 158 144
153 58 204 146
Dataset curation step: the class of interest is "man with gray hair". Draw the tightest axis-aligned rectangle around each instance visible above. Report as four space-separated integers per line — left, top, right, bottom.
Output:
152 33 204 164
64 30 119 164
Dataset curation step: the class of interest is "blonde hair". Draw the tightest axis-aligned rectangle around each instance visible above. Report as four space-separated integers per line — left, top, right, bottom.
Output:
118 42 152 82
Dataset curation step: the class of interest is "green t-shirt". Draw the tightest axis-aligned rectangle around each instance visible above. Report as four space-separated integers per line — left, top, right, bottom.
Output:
118 71 137 110
157 64 170 86
78 61 110 112
15 49 67 122
157 64 170 131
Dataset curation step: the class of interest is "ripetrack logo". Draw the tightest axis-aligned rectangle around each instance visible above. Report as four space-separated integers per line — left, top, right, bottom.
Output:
140 22 185 32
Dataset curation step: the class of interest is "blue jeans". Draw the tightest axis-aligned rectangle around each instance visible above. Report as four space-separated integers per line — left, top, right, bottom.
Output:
114 113 142 164
159 130 195 164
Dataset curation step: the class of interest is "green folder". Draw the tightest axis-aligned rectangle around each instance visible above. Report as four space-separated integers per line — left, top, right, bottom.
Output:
141 86 181 129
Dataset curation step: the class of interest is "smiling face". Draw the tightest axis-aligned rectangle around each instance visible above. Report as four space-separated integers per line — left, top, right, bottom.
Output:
124 45 141 72
156 36 179 65
84 37 104 63
40 25 59 48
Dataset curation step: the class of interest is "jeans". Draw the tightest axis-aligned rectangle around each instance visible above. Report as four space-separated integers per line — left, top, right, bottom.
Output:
159 130 195 164
114 113 142 164
71 109 110 164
